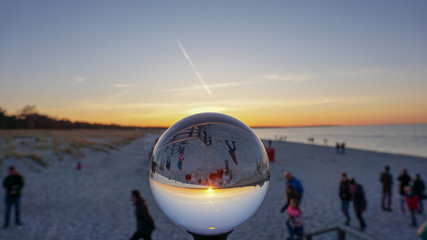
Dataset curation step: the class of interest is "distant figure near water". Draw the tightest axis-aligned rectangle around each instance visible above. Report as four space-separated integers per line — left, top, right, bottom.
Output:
130 190 155 240
3 166 24 228
336 142 346 155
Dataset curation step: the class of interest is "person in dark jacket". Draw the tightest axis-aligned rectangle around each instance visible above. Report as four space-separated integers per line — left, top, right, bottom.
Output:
380 166 393 211
281 184 301 213
339 173 351 225
398 168 411 213
130 190 155 240
350 179 367 230
3 166 24 228
413 174 425 214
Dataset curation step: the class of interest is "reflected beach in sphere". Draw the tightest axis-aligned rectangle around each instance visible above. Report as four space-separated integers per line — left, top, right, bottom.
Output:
149 113 270 236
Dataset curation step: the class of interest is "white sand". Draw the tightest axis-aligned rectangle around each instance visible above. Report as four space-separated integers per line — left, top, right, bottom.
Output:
0 134 426 240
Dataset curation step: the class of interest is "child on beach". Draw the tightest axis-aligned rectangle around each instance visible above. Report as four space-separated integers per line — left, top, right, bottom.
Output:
404 186 419 227
286 198 304 240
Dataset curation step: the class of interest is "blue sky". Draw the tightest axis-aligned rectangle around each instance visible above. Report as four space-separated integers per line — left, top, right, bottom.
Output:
1 1 426 126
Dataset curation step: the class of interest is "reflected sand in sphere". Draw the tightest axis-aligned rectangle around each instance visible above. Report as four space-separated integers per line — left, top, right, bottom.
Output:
150 178 269 235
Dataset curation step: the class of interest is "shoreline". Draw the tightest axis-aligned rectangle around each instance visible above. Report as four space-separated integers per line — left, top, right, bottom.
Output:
263 139 427 160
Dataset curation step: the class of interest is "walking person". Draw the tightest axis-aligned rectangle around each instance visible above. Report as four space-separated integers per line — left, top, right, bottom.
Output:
339 173 351 225
398 168 411 213
350 179 367 230
3 166 24 228
285 198 304 240
284 172 304 201
404 186 419 227
413 174 425 214
380 166 393 211
130 190 155 240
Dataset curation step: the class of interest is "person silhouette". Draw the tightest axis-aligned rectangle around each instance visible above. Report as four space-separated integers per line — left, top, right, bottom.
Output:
266 140 276 162
380 166 393 211
225 140 238 165
339 173 351 225
398 168 411 213
350 179 367 230
130 190 155 240
3 166 24 228
177 146 185 171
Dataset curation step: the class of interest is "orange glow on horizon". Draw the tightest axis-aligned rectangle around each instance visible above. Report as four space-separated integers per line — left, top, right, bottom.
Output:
27 97 427 128
39 110 427 129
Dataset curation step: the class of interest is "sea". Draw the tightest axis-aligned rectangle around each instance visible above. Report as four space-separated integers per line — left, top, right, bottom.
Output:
252 124 427 158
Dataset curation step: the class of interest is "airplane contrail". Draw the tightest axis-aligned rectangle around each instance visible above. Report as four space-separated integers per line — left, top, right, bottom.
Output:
176 39 212 95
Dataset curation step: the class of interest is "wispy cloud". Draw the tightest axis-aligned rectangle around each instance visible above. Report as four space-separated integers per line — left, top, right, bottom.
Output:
74 77 85 84
331 69 386 78
164 73 316 93
255 73 316 83
113 83 132 88
176 39 212 95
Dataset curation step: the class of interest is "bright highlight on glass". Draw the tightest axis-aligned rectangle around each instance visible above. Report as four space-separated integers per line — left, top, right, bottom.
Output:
149 112 270 236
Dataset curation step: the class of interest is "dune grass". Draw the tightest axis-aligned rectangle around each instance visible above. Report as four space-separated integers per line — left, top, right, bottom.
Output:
0 128 163 168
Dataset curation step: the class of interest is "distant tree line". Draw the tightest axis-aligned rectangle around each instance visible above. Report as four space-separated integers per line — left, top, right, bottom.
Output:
0 105 145 129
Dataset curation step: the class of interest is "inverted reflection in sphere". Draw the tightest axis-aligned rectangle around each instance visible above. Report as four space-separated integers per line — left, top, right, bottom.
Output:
149 113 270 236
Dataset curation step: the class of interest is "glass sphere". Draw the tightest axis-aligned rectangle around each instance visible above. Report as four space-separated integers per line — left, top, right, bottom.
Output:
149 112 270 236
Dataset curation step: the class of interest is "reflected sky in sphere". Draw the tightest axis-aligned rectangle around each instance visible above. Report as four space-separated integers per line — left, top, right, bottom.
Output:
149 112 270 235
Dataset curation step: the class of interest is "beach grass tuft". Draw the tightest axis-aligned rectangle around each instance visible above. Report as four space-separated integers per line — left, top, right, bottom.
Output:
29 153 48 167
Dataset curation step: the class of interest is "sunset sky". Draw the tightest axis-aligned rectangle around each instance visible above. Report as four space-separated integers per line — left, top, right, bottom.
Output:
1 1 427 127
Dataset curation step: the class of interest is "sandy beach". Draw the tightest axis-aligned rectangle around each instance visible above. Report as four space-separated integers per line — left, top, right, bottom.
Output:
0 132 426 240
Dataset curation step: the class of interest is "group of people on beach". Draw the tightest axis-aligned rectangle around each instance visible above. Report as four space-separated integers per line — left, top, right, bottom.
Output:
281 168 426 240
380 166 426 227
339 166 426 232
280 171 368 240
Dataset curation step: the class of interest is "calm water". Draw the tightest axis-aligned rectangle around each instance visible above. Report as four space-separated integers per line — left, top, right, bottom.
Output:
253 124 427 158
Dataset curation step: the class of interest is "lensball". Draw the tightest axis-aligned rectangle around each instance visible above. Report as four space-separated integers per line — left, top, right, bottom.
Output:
149 112 270 236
